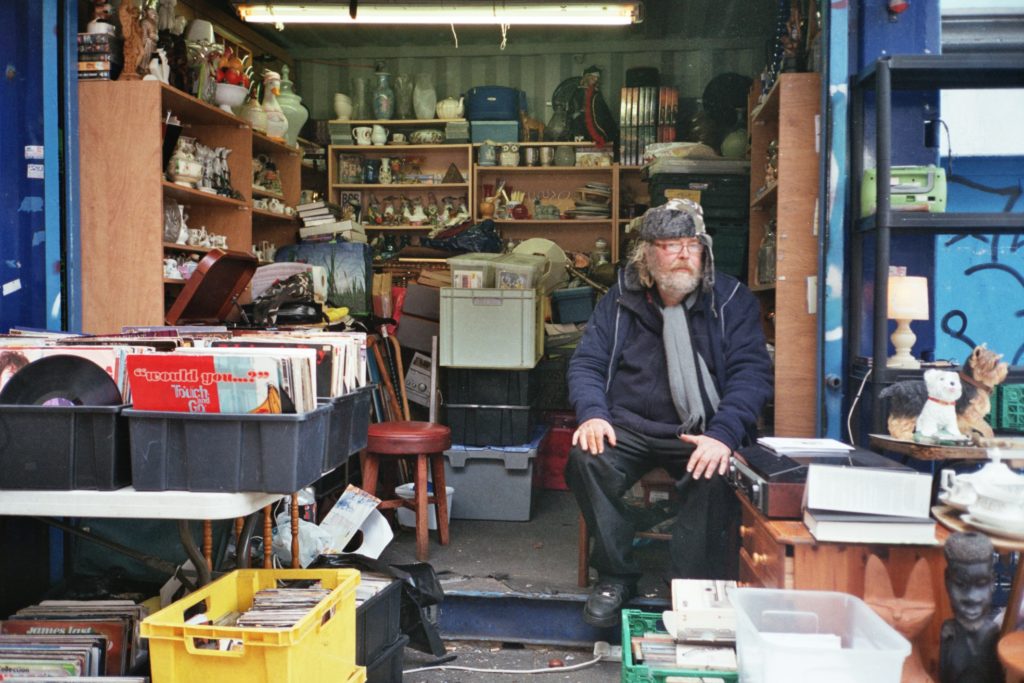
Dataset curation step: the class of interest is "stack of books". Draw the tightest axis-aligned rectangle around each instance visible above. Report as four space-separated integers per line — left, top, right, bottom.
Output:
619 85 678 166
297 200 366 242
76 33 120 81
803 463 937 544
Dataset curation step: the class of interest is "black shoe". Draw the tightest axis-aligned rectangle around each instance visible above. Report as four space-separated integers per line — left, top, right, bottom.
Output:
583 581 633 628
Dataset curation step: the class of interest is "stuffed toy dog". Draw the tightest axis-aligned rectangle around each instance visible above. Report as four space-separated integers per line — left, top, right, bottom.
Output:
914 369 965 440
880 345 1009 441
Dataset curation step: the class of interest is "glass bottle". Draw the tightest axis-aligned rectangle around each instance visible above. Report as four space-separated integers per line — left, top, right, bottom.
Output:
757 219 777 285
592 237 610 266
372 71 395 120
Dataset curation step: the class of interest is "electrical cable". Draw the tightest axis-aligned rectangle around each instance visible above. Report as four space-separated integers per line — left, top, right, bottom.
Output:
846 366 872 446
404 654 604 675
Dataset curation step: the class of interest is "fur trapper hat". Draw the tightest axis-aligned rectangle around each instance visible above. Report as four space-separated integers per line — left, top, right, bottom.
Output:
633 198 715 293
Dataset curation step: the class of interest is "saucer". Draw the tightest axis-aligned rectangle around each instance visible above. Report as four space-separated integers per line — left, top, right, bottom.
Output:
938 491 973 513
962 514 1024 540
966 505 1024 532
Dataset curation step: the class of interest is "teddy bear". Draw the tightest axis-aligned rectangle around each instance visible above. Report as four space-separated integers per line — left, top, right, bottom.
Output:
914 369 967 442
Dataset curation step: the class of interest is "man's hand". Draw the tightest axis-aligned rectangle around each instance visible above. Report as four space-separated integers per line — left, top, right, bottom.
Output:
678 433 731 479
572 418 617 455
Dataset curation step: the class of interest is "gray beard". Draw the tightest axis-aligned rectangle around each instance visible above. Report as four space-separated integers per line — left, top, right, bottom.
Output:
653 269 701 299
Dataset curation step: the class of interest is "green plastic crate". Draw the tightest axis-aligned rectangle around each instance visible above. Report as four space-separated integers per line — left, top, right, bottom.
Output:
706 221 749 281
997 383 1024 433
621 609 739 683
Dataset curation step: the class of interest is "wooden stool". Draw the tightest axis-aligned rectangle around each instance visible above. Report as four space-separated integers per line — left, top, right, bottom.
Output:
363 421 451 562
999 630 1024 683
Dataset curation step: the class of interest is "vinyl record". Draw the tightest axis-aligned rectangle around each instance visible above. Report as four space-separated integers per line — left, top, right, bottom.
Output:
0 354 122 406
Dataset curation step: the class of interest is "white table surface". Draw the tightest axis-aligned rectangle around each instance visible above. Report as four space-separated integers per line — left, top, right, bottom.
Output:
0 487 284 520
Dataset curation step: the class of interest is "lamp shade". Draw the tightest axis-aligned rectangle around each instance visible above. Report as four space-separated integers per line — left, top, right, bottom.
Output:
184 19 215 43
887 275 929 321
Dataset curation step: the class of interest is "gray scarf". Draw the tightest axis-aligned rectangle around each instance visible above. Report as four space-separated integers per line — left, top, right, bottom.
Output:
663 296 720 434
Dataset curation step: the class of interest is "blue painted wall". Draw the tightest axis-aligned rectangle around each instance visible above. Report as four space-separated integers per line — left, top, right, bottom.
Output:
933 156 1024 365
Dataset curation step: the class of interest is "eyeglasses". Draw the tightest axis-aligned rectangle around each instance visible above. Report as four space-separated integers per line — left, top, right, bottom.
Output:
651 240 703 257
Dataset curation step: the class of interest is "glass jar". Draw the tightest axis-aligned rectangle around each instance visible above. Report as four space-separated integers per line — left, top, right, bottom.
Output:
757 219 777 285
372 71 395 120
592 237 610 266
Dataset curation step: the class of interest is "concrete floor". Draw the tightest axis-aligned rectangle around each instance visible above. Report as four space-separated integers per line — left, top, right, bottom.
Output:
377 488 673 681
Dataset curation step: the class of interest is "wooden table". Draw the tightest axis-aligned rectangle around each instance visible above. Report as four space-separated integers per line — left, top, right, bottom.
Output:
933 504 1024 636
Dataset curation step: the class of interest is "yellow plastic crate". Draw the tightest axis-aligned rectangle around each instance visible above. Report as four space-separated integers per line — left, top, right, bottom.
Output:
142 569 362 683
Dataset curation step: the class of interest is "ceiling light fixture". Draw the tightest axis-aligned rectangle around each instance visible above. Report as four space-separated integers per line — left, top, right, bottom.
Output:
235 2 643 26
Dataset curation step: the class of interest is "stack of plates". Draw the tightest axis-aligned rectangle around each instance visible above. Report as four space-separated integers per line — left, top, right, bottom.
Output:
568 182 612 219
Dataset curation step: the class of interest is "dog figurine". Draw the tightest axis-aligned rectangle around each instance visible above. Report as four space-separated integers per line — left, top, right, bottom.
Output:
881 345 1009 441
520 109 545 143
914 369 965 441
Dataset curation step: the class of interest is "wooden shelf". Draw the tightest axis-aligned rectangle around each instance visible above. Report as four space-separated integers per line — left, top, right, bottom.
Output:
749 282 777 292
162 181 248 208
475 165 612 173
252 131 300 156
470 141 599 147
160 82 245 128
162 242 209 254
331 182 468 190
252 208 298 222
330 144 470 152
363 224 434 231
751 181 778 210
163 277 187 285
328 118 466 126
485 218 613 225
252 188 286 200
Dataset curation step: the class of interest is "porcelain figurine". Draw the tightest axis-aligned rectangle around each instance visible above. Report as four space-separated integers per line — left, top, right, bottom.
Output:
260 70 290 141
275 65 309 147
167 136 203 187
240 97 268 135
413 73 437 120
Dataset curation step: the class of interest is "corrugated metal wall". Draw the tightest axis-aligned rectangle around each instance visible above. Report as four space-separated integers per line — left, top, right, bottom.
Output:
294 41 765 123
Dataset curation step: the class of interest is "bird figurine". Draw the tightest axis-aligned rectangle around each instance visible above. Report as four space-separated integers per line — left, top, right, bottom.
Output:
260 70 289 142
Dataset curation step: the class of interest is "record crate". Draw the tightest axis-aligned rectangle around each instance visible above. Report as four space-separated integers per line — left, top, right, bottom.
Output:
142 568 362 683
621 609 739 683
322 385 374 474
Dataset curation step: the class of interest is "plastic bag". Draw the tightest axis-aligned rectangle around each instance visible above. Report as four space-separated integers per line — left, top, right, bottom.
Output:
272 511 332 568
421 219 502 253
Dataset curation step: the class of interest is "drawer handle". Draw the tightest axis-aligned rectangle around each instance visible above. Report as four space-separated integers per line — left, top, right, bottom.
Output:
739 525 753 538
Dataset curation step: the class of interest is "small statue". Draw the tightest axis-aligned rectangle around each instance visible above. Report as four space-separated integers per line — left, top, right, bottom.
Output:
567 65 618 148
940 531 1001 683
157 0 176 32
119 1 144 80
139 4 160 76
914 369 969 443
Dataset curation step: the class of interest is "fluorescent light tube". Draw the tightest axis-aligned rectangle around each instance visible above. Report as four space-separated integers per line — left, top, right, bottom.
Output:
236 3 642 26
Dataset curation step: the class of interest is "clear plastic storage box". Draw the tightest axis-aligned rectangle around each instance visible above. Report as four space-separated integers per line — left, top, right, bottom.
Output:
731 588 910 683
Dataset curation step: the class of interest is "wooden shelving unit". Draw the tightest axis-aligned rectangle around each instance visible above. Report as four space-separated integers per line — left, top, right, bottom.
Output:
79 80 300 333
747 73 821 436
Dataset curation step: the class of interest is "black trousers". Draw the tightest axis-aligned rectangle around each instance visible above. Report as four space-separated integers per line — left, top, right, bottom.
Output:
565 425 739 585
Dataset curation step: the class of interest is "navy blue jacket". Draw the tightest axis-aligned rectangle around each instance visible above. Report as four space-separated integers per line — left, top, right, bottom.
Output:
567 268 773 450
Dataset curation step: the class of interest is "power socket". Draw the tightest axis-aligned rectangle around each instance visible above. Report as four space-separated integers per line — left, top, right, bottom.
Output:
593 640 622 662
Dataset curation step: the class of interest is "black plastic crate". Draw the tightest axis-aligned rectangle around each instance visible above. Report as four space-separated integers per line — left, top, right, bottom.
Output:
365 633 409 683
322 386 374 474
706 220 750 280
444 368 535 406
356 576 402 667
124 402 330 493
444 404 532 447
648 172 750 219
0 404 130 490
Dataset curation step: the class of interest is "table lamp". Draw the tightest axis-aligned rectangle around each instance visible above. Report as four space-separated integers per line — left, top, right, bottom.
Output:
887 275 929 369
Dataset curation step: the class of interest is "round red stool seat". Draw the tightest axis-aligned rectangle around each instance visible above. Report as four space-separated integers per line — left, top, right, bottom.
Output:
367 421 451 455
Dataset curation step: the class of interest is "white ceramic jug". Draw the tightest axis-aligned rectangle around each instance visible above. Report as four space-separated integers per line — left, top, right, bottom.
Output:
371 125 389 146
333 93 353 120
352 126 372 145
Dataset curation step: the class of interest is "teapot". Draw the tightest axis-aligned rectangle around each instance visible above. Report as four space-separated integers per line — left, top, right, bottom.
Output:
436 96 464 119
942 450 1024 508
371 124 389 146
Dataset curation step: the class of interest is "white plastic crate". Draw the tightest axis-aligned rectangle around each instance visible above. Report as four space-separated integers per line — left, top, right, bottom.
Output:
439 287 542 369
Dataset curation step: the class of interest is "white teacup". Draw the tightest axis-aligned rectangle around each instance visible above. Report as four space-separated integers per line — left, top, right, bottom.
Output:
941 469 978 506
392 133 406 144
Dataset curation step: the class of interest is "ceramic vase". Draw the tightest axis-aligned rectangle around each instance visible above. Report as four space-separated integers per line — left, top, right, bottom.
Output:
275 65 309 147
333 93 353 120
372 71 395 120
394 74 414 119
351 77 369 120
413 73 436 120
240 98 268 135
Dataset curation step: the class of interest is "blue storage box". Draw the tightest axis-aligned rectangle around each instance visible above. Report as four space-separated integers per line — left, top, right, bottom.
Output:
470 120 520 143
466 86 524 121
551 287 596 324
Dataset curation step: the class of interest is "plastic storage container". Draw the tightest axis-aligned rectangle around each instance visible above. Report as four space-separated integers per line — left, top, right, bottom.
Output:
551 287 596 324
620 609 739 683
470 120 520 143
996 383 1024 433
366 634 408 683
731 588 910 683
355 577 401 668
444 368 536 405
395 482 454 530
494 253 546 290
0 404 130 490
706 220 750 279
142 568 362 683
446 253 504 288
125 403 331 493
445 404 532 447
645 158 751 219
443 435 542 520
322 386 374 474
466 86 523 120
439 288 543 369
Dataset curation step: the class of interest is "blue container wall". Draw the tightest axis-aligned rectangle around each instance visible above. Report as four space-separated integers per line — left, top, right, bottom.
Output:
933 156 1024 366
